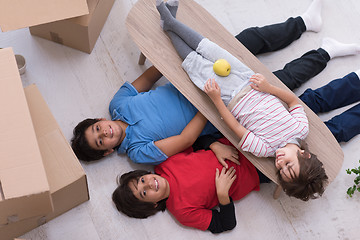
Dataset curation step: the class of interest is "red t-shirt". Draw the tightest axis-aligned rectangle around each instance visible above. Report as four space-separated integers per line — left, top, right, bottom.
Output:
155 138 260 230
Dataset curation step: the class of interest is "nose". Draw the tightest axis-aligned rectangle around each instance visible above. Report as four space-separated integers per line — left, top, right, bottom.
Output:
144 179 154 190
100 129 108 137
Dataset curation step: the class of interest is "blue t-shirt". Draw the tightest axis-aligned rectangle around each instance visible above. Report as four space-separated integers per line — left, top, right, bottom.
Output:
109 82 218 165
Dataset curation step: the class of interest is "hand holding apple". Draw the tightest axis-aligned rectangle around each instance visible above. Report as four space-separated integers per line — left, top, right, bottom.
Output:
213 59 231 77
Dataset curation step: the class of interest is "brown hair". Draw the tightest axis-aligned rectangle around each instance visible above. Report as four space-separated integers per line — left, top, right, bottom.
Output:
112 170 167 218
278 141 328 201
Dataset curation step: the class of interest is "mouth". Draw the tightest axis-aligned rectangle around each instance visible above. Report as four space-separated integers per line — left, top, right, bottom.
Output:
109 126 113 137
154 178 159 191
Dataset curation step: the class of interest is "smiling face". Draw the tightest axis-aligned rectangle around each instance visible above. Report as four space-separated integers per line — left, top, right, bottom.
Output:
129 174 170 204
85 120 124 154
275 144 303 182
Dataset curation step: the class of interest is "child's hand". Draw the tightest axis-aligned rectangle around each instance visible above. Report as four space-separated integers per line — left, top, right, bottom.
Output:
215 167 237 205
204 78 221 102
249 73 273 93
210 142 240 169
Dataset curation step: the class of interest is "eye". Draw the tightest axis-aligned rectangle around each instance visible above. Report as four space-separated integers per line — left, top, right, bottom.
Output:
141 177 145 183
143 190 146 196
99 139 103 145
96 125 100 131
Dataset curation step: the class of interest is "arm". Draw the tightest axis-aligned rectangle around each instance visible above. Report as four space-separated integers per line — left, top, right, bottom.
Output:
249 73 299 108
208 199 236 233
204 79 247 139
193 135 240 169
154 111 207 157
207 167 237 233
131 66 163 93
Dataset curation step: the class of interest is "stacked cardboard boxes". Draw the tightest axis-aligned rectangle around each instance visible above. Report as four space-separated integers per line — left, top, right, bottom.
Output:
0 48 89 239
0 0 115 53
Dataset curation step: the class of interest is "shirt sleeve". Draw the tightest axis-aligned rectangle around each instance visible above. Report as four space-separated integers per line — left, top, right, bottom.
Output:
207 198 237 234
289 104 309 137
192 133 221 151
238 130 274 157
109 82 138 115
127 141 168 165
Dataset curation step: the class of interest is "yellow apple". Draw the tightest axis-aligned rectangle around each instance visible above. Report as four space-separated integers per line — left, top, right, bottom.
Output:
213 59 231 77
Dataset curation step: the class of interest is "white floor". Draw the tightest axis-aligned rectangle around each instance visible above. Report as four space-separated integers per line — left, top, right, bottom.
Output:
1 0 360 239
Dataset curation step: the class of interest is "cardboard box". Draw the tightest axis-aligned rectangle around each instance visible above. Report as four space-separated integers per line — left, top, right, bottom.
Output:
0 0 114 53
29 0 115 53
0 49 89 239
0 48 53 226
0 0 89 32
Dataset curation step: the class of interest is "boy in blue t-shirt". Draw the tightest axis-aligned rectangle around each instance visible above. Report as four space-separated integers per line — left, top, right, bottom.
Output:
71 66 218 164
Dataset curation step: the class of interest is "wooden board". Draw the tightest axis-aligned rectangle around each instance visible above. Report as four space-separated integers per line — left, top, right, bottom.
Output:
126 0 343 185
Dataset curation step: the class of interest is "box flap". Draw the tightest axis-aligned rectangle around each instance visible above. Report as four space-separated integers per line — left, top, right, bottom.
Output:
70 0 100 26
23 85 86 193
0 0 89 32
0 48 52 225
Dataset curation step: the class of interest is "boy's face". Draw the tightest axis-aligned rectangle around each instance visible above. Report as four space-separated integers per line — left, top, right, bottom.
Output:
129 174 170 204
85 120 123 154
275 144 302 182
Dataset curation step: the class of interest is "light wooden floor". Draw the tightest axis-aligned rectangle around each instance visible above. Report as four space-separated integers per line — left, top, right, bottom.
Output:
1 0 360 239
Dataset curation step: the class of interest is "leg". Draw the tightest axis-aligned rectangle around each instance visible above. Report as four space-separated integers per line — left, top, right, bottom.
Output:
236 0 322 55
324 103 360 142
167 31 194 60
273 48 329 90
139 0 179 65
273 36 360 91
235 17 306 55
300 72 360 113
157 1 203 50
161 0 193 60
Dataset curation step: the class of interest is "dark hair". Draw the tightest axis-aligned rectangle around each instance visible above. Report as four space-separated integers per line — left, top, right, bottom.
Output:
71 118 106 161
278 141 328 201
112 170 167 219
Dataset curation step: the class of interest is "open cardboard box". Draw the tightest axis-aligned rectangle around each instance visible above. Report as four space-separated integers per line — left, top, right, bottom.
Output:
0 48 53 226
0 48 89 239
0 0 114 53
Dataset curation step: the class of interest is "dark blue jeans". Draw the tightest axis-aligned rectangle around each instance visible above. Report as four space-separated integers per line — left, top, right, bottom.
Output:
300 73 360 142
236 17 360 142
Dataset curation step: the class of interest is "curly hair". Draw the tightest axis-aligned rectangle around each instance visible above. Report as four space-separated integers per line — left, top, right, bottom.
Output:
112 170 167 218
278 141 328 201
71 118 106 161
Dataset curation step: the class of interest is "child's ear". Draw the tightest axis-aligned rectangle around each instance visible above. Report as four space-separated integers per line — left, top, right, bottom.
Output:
300 150 311 159
103 148 115 156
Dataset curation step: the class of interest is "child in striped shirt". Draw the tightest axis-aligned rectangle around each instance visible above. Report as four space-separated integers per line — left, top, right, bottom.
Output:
156 0 358 191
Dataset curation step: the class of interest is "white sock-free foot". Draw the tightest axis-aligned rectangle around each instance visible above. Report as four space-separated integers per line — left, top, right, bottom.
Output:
321 37 360 59
301 0 323 32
